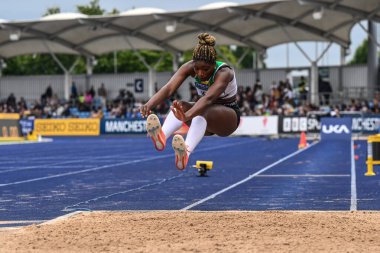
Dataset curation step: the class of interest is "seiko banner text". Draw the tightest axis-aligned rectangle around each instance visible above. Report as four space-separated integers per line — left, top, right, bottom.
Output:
34 119 100 136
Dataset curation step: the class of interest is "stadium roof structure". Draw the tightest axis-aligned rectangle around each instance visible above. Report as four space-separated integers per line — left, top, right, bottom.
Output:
0 0 379 59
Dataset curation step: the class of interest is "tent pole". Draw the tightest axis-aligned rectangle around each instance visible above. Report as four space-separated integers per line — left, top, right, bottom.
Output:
359 21 379 97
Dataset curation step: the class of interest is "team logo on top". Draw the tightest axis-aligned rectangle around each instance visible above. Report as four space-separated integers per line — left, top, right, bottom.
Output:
194 82 209 90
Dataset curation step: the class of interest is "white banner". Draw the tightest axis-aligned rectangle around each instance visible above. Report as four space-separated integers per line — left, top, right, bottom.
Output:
232 116 278 136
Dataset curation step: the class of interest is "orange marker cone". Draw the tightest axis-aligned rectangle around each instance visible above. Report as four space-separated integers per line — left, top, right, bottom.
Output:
298 131 307 149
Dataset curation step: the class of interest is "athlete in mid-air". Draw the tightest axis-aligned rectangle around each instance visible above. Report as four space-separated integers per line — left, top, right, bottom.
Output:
140 33 240 170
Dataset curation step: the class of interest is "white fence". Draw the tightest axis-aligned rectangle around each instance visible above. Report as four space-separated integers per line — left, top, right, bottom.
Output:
0 64 370 104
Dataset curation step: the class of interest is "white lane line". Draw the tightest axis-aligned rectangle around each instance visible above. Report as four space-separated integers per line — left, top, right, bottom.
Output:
256 174 350 177
62 174 187 212
350 139 357 211
181 141 319 210
0 140 254 187
0 139 52 146
0 220 47 225
0 154 145 174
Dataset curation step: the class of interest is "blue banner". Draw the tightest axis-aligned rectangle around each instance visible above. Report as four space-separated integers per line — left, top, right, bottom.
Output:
320 117 352 141
101 119 147 134
19 119 34 135
351 116 380 133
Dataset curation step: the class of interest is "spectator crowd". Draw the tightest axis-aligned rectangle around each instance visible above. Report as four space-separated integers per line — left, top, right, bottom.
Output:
0 77 379 119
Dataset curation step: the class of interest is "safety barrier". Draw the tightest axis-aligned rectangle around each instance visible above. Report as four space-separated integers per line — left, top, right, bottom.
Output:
365 134 380 176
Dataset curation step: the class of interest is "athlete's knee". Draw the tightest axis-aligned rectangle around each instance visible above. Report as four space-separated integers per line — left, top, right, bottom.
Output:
192 115 207 125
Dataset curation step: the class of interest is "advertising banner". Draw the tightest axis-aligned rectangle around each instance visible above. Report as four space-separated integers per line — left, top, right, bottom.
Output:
19 119 34 135
349 116 380 133
101 119 147 134
34 119 100 136
233 116 278 136
320 117 352 141
0 113 22 138
279 116 308 133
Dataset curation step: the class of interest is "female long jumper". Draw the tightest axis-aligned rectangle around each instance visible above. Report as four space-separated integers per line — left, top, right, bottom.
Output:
140 33 240 170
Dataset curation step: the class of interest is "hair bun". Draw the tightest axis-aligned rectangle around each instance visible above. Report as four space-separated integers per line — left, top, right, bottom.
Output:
198 33 216 47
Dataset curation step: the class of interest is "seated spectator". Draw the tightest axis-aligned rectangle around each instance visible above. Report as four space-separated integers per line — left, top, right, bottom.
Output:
91 106 104 118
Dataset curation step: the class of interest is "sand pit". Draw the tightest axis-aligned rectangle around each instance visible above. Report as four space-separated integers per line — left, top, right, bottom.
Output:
1 211 380 252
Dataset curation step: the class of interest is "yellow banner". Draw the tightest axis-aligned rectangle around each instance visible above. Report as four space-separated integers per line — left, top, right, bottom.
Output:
34 119 100 136
0 113 20 120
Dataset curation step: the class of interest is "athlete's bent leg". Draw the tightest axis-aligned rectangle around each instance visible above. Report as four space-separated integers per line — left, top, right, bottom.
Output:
185 115 207 153
202 105 238 136
172 115 207 170
146 102 194 152
162 110 183 139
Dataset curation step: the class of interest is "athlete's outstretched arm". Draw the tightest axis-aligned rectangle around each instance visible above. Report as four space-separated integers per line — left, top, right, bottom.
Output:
140 62 193 117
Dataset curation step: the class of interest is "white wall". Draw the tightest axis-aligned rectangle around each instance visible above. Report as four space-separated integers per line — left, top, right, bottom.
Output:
0 65 369 104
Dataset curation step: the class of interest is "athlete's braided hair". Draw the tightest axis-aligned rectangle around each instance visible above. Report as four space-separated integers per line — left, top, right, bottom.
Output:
192 33 216 64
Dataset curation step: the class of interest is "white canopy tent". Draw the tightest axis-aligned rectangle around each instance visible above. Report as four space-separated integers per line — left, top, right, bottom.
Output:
0 0 379 103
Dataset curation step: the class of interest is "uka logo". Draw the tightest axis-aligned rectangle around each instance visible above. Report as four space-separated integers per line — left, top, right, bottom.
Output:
322 124 350 134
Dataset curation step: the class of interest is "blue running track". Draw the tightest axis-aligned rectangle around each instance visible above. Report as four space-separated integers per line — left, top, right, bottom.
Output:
0 136 379 227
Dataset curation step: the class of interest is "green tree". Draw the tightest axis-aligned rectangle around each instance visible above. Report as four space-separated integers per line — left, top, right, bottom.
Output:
76 0 104 15
232 46 255 69
3 0 253 75
43 6 61 16
349 38 368 65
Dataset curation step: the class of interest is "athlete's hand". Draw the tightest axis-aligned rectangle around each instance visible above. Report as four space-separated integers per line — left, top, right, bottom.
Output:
140 104 152 118
171 100 188 122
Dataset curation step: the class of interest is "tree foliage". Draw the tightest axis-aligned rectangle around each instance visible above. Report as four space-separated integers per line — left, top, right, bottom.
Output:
2 0 255 76
76 0 104 16
348 38 368 65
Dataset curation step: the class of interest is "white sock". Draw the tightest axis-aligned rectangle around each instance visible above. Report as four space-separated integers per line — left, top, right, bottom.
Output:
162 110 183 138
185 116 207 155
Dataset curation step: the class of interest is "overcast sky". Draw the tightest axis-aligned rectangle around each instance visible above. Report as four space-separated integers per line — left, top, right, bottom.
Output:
0 0 371 68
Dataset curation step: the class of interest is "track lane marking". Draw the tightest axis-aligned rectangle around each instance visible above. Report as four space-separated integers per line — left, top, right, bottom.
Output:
0 139 255 187
181 141 319 210
350 139 357 211
256 174 349 177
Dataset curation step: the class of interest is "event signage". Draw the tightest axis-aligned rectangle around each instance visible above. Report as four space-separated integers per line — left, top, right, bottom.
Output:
279 115 380 134
102 119 147 134
19 119 34 136
34 119 100 136
233 116 278 135
0 113 22 138
351 117 380 133
134 79 144 93
320 117 352 141
280 117 308 133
